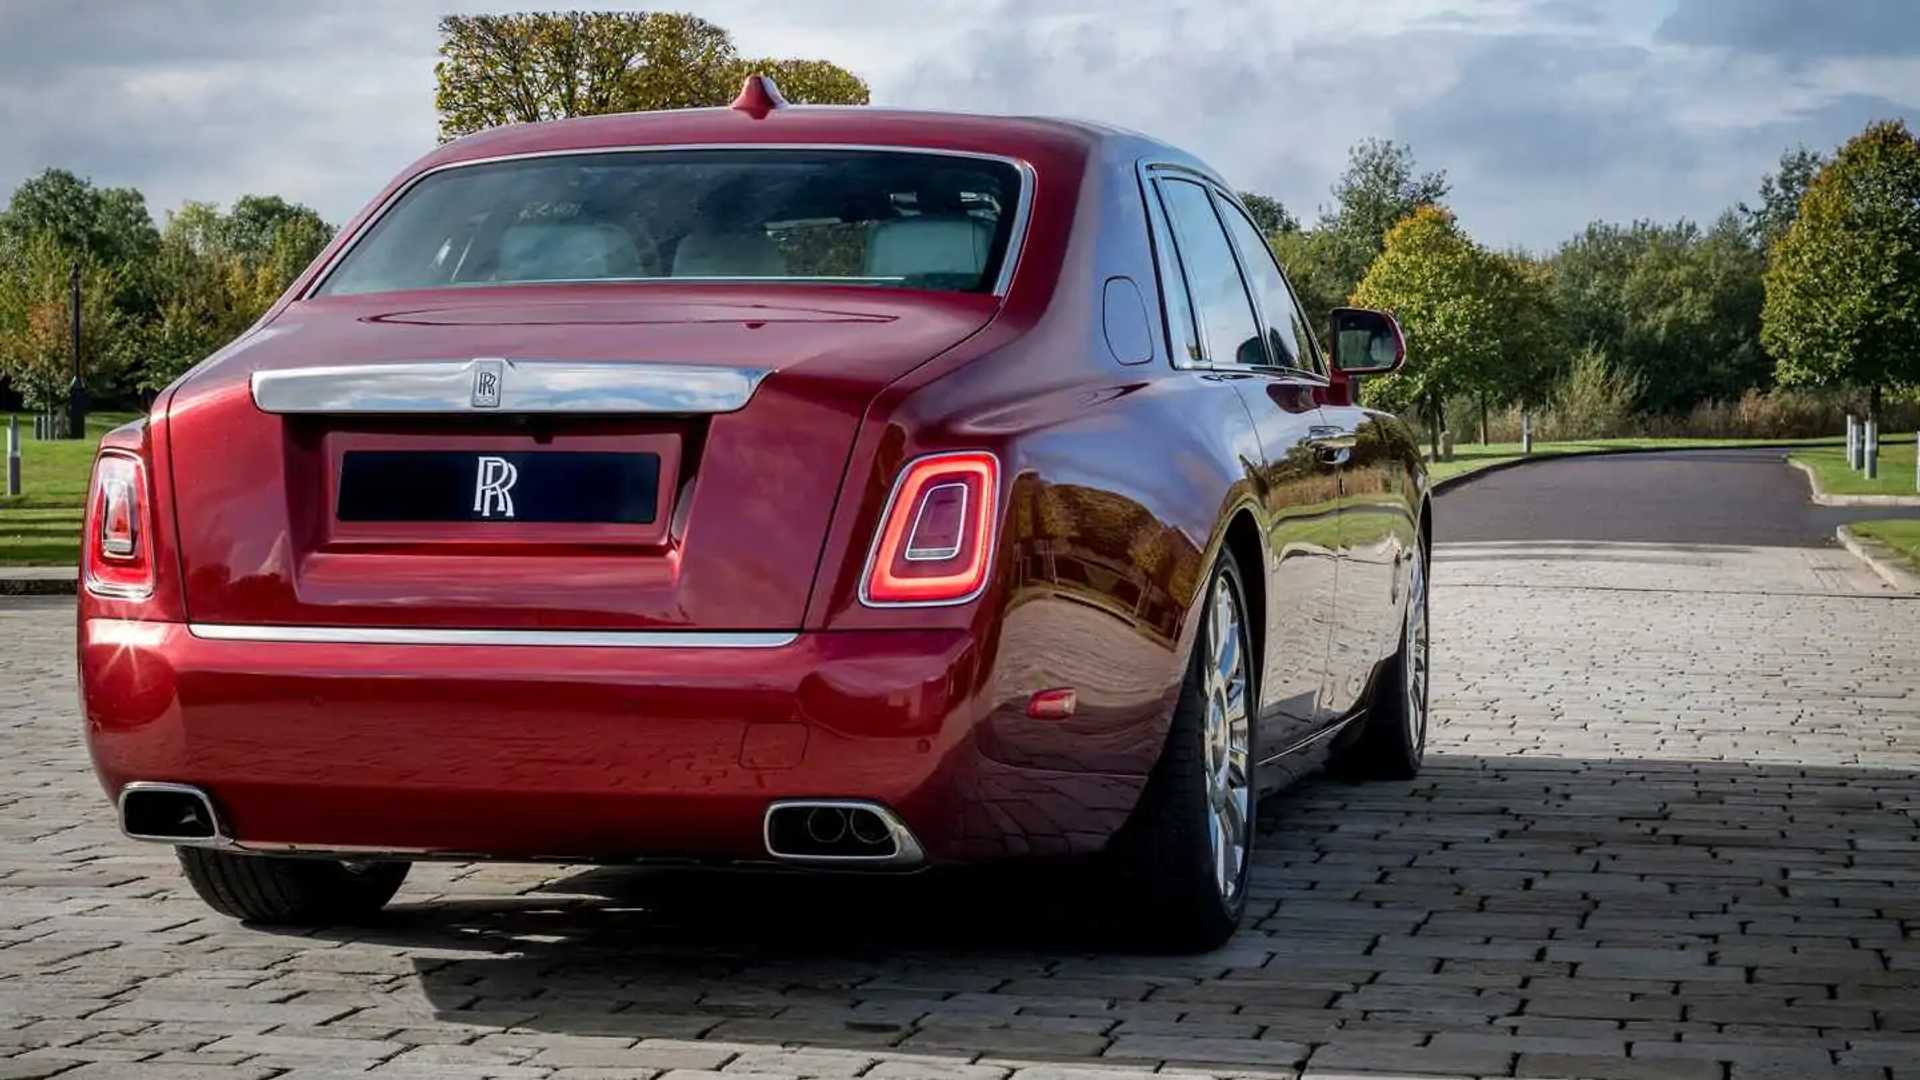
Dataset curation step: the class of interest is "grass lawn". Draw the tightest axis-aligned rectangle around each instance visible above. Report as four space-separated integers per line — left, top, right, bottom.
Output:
1786 438 1920 497
1429 434 1851 484
1849 520 1920 573
1 412 142 568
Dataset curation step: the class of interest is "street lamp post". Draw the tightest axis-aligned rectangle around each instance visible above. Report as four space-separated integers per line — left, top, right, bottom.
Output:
66 262 88 440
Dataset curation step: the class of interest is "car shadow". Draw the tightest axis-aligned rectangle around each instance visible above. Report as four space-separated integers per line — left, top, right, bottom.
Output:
248 752 1920 1074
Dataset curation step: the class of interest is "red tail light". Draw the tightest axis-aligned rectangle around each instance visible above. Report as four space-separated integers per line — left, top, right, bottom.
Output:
85 451 155 599
861 451 999 606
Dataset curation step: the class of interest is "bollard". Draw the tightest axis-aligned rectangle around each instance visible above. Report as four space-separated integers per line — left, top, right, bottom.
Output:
1847 415 1859 469
1441 430 1455 463
1522 413 1533 456
5 415 19 497
1865 419 1879 481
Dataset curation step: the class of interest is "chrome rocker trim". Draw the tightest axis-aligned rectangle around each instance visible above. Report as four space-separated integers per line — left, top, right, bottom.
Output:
250 359 769 415
188 624 798 649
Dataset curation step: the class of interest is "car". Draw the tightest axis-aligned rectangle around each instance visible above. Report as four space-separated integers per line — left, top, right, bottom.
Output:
77 76 1430 950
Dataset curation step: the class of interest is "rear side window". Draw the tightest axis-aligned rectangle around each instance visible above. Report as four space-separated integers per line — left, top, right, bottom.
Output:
317 149 1024 296
1157 179 1267 368
1218 200 1320 374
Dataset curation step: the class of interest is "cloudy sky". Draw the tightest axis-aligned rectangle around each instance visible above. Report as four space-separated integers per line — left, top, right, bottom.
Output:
1 0 1915 251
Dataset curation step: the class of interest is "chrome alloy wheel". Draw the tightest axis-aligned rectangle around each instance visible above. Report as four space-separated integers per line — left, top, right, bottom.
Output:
1201 574 1252 903
1405 546 1430 750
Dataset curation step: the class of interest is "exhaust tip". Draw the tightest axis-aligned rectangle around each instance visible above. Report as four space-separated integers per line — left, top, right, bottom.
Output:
764 800 923 865
119 782 228 846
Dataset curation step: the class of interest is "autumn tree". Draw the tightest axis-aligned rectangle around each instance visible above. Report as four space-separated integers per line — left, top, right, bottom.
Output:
434 11 869 140
1318 138 1451 294
0 234 129 410
1762 119 1920 426
1349 206 1508 458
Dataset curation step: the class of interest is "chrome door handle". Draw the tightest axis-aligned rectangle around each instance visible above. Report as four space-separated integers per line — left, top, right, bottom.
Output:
1307 425 1355 465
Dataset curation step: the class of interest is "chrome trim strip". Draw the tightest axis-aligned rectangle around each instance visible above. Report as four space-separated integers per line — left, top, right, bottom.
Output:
251 359 769 415
118 782 233 849
306 143 1036 301
187 624 798 649
762 799 927 867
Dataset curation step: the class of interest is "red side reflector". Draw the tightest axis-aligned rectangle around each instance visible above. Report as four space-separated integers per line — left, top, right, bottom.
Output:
1026 688 1077 719
84 451 154 599
862 451 999 606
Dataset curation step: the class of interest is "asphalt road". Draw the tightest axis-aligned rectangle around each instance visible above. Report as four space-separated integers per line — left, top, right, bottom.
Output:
1436 446 1920 545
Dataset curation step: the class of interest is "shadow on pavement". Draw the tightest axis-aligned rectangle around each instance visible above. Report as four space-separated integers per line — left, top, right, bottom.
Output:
245 753 1920 1077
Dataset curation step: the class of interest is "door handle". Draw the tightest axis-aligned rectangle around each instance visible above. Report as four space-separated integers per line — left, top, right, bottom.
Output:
1307 425 1355 465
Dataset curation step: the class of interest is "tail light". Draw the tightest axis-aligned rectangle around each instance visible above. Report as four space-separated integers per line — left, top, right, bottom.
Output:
861 451 999 607
84 451 155 599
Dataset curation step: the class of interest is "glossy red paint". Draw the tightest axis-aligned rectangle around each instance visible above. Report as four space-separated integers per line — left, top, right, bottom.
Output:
78 102 1428 868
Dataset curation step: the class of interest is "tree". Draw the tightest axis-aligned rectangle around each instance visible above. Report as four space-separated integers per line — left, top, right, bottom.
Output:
433 11 869 140
1318 138 1450 293
1237 191 1297 236
1267 228 1346 339
1743 146 1825 252
1763 119 1920 425
1349 206 1506 458
0 168 158 268
0 234 130 410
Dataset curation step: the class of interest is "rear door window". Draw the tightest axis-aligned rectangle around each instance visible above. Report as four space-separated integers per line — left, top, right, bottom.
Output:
1218 199 1322 375
1156 178 1269 368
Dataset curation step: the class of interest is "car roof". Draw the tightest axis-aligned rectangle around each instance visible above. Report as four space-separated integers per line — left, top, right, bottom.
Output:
414 104 1221 185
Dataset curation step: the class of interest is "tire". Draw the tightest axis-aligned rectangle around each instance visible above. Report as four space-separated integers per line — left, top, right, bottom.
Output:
176 847 410 924
1331 538 1430 780
1109 553 1256 951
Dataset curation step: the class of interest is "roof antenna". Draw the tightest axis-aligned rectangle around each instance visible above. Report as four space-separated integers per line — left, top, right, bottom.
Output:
731 74 788 119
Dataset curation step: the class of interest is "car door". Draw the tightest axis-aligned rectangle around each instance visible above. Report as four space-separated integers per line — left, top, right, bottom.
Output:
1316 391 1418 717
1146 168 1340 758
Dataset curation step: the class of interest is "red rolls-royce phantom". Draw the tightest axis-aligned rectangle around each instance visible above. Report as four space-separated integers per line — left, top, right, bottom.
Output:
78 77 1429 949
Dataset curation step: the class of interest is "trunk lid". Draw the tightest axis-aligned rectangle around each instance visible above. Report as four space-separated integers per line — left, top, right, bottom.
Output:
167 285 995 630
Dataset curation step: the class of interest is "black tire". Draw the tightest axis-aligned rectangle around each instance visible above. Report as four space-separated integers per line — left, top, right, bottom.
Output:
176 847 409 924
1331 540 1429 781
1109 554 1256 952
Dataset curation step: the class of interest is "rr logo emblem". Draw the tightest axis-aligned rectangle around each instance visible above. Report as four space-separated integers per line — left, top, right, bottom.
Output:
473 456 518 519
471 359 504 408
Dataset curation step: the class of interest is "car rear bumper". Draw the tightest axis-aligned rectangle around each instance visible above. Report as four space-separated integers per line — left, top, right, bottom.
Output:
79 619 1147 863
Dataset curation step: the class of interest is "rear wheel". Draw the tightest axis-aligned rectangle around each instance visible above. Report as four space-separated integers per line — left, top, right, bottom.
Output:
1110 554 1255 951
1332 539 1429 780
177 847 409 924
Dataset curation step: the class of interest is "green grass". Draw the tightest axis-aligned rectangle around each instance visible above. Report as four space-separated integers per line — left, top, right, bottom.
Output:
1430 434 1852 484
0 412 141 567
1850 520 1920 573
1787 438 1920 497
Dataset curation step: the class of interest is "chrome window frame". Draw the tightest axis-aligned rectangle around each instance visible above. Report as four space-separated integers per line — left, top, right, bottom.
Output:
1138 160 1329 386
304 144 1038 301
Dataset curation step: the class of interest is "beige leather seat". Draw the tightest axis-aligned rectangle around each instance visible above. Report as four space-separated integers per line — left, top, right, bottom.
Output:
496 222 643 281
671 230 789 277
865 215 995 281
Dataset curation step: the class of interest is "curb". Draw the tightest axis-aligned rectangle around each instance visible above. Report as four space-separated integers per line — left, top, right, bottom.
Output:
1836 525 1920 594
0 571 77 597
1432 440 1837 494
1787 458 1920 507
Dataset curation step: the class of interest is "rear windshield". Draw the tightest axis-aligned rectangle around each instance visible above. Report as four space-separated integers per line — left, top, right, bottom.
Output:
316 149 1024 297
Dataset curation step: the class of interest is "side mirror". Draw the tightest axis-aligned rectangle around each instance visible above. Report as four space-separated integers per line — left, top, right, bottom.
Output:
1328 307 1405 375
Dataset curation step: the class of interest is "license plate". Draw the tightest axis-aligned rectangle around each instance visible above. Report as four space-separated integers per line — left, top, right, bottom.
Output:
337 451 660 524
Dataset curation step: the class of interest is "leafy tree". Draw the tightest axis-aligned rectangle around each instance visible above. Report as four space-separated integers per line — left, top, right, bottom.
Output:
1762 119 1920 424
0 168 158 267
1349 206 1506 458
434 11 868 140
1318 138 1450 294
1743 146 1825 252
1237 191 1297 236
0 234 131 410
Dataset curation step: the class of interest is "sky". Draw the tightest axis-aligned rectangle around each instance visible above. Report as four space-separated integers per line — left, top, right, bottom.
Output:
1 0 1915 252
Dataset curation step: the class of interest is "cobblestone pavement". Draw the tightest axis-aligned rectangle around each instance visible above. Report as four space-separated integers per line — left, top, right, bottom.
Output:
3 541 1917 1080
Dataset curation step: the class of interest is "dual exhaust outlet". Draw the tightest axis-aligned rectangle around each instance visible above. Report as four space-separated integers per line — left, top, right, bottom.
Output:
118 783 923 867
